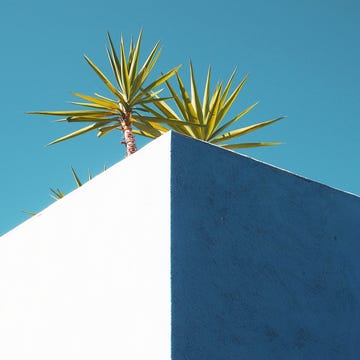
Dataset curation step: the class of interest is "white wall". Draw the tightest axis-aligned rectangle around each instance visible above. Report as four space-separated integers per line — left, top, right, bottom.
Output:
0 133 172 360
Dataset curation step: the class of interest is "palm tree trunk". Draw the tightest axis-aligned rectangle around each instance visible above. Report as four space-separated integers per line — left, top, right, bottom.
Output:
121 114 137 156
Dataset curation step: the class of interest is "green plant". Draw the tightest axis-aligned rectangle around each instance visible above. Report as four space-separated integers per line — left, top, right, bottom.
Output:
142 62 284 149
49 167 86 200
28 32 285 211
22 166 103 216
29 31 199 156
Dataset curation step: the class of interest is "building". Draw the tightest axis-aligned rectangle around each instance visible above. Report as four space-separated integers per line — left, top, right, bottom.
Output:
1 131 360 359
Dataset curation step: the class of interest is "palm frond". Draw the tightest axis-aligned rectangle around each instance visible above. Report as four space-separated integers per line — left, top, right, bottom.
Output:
150 62 284 150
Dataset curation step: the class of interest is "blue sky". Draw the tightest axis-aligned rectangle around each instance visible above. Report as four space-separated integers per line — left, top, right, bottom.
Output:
1 0 359 235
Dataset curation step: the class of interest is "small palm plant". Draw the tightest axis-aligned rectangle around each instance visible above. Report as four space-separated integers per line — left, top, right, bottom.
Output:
49 167 87 200
141 62 284 150
29 32 198 156
23 166 104 216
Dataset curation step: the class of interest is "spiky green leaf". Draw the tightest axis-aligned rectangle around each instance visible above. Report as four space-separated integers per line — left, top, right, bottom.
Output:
28 110 113 117
209 102 258 140
48 122 110 145
97 124 120 137
222 142 282 149
71 167 82 187
211 117 284 144
84 55 123 100
72 92 119 110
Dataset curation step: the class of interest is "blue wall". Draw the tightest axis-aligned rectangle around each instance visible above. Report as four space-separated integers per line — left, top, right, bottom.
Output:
170 132 360 359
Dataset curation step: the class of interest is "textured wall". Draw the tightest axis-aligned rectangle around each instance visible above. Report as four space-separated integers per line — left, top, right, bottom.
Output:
170 133 360 359
1 132 360 359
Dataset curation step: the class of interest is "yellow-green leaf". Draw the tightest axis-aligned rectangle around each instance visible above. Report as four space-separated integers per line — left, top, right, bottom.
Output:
106 33 123 90
209 102 258 140
72 92 119 110
128 30 142 83
217 74 249 122
202 66 211 117
139 65 181 101
66 116 118 123
211 117 284 144
84 55 123 100
132 120 164 138
97 124 120 137
221 142 282 149
71 167 82 187
120 35 131 98
28 110 113 117
48 122 110 145
204 84 222 139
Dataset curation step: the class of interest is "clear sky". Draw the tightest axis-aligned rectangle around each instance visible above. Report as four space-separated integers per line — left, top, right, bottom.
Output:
1 0 359 235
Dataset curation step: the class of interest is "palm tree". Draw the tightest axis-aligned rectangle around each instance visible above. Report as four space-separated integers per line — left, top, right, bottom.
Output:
29 31 199 156
141 61 285 150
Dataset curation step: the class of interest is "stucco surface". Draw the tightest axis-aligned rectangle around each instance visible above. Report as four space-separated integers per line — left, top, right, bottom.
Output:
0 134 171 359
170 133 360 359
1 132 360 359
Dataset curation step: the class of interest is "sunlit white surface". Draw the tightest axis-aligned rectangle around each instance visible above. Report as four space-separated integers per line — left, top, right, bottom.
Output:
0 133 171 360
